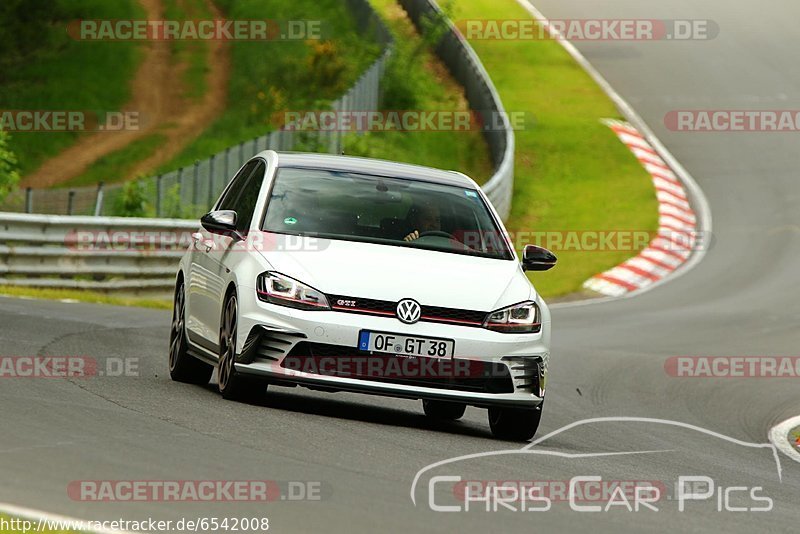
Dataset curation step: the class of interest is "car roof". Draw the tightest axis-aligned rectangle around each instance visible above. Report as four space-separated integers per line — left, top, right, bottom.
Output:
262 151 477 188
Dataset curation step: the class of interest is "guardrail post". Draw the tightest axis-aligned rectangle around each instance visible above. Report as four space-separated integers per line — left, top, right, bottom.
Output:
155 174 163 217
208 155 215 207
25 188 32 213
94 182 104 216
193 160 200 206
224 147 230 181
177 167 184 201
67 191 75 215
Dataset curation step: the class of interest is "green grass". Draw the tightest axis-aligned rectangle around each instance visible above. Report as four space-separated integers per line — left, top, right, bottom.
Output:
62 0 212 188
790 427 800 447
154 0 384 174
340 0 492 182
455 0 659 298
63 133 166 188
0 0 144 177
0 286 171 310
162 0 212 99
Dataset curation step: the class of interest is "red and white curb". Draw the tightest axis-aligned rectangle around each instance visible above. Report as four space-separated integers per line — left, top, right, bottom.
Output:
583 119 698 297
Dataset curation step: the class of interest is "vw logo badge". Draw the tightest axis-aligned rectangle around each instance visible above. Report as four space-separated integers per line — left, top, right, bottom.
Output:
396 299 421 324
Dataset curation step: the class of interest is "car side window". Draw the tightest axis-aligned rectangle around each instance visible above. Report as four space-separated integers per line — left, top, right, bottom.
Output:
217 160 258 212
233 161 266 233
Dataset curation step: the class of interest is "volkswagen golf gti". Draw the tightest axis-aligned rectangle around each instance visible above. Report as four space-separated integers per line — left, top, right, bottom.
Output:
169 151 556 440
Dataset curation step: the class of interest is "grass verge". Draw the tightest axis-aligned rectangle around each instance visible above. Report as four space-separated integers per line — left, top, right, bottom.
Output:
63 134 167 188
342 0 492 182
454 0 659 298
60 0 213 188
0 0 144 177
154 0 383 174
0 286 171 310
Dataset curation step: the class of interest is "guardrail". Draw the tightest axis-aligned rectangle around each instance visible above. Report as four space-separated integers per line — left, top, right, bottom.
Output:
0 0 517 293
0 0 393 219
0 212 195 291
398 0 515 220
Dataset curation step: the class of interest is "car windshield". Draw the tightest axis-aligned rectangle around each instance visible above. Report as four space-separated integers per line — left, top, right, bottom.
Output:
261 167 513 260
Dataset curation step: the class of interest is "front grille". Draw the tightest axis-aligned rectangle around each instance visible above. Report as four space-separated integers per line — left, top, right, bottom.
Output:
281 342 514 394
327 294 487 327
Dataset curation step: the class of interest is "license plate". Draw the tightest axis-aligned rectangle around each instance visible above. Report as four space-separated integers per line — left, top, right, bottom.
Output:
358 331 454 359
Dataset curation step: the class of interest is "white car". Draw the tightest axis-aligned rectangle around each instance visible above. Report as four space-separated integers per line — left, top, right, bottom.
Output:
169 151 556 440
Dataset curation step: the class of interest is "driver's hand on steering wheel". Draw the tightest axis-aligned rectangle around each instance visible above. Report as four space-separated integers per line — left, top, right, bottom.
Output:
403 230 420 242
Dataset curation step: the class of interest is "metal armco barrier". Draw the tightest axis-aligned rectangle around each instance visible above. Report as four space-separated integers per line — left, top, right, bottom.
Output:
0 212 196 291
398 0 515 220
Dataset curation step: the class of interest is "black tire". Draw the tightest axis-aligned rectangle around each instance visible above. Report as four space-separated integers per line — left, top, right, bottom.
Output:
169 279 213 385
488 403 543 441
218 292 265 401
422 400 467 421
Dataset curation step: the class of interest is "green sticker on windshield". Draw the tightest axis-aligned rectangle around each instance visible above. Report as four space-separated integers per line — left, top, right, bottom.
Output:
465 190 478 198
284 217 297 225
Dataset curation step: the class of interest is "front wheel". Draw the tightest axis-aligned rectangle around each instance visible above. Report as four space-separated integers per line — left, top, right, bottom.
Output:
218 292 265 401
422 400 467 420
169 279 213 385
488 403 543 441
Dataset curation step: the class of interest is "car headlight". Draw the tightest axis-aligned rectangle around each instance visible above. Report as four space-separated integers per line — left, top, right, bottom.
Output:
484 301 541 333
257 272 330 310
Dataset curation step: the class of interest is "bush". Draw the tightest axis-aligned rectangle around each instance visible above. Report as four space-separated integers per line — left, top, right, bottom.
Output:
0 130 21 202
161 183 201 219
303 40 349 98
380 1 454 110
112 180 148 217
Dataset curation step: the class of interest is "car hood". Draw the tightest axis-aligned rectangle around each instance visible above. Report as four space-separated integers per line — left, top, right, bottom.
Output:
254 234 533 311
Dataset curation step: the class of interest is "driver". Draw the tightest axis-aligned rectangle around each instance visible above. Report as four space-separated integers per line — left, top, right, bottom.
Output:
403 201 442 242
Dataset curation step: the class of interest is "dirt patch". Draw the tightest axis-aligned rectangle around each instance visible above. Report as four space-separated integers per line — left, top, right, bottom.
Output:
21 0 230 188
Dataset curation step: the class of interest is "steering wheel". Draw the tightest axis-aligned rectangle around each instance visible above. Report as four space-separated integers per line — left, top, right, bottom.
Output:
417 230 460 241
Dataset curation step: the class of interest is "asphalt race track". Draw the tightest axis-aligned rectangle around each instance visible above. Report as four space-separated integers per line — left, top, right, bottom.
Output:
2 0 800 531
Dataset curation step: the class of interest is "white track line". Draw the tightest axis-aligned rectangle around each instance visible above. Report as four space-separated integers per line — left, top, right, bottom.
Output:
512 0 713 308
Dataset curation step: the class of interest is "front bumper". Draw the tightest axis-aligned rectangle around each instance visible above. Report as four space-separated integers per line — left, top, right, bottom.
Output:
234 292 550 408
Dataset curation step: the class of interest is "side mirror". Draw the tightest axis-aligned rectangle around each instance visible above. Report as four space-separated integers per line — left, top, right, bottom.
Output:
200 210 244 240
521 244 557 271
